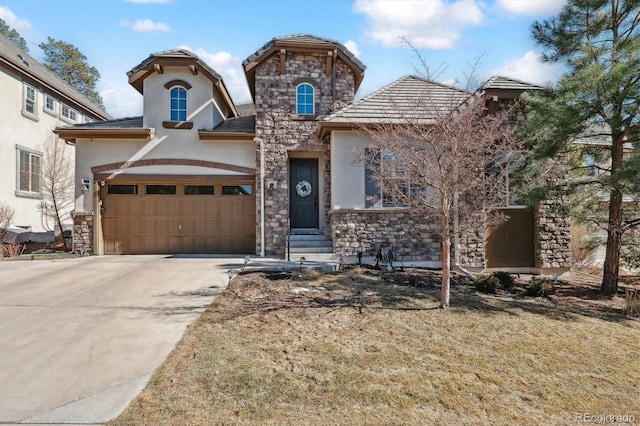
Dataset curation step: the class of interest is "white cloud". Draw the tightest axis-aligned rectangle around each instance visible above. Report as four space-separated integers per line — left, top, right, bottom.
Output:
496 0 566 16
177 45 251 104
100 87 143 118
0 6 31 31
344 40 361 58
353 0 484 49
491 50 564 86
121 19 172 33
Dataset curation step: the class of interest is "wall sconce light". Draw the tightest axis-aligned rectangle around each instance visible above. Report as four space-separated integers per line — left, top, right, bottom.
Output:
267 180 277 190
81 178 91 191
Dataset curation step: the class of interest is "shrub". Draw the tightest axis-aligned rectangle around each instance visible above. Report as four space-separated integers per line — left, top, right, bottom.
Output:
492 271 515 290
475 275 501 294
525 277 556 297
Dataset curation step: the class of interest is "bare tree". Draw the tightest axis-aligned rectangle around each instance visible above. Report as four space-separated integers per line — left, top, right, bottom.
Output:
0 202 15 257
40 136 74 251
356 88 521 308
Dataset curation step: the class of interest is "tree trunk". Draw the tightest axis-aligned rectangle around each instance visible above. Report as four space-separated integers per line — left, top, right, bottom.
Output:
601 133 625 295
440 234 451 309
601 187 622 294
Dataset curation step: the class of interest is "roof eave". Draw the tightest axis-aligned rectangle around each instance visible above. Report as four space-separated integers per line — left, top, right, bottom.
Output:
54 128 154 144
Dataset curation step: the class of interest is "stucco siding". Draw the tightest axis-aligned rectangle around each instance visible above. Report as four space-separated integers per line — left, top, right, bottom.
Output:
330 131 367 210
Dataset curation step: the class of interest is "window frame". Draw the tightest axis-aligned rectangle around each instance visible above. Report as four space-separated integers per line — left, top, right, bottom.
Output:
296 83 315 116
364 148 410 209
16 146 42 197
44 94 57 116
170 86 187 122
23 83 38 120
61 104 78 123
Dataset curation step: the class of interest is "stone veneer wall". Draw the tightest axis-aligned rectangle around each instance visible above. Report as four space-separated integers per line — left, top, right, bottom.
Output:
458 227 486 268
72 211 94 255
535 198 572 268
330 210 442 262
254 51 355 255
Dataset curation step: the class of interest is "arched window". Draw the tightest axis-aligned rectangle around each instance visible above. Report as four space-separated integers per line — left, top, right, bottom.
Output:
170 87 187 121
296 83 314 115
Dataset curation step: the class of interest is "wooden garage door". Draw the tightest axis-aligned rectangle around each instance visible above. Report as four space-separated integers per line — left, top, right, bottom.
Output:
101 182 255 254
485 207 534 268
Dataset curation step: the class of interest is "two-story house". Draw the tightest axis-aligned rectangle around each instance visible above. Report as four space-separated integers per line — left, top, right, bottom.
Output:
55 35 571 272
0 34 110 242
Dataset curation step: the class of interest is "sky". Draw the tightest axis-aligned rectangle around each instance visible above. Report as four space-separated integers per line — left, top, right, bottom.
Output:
0 0 567 119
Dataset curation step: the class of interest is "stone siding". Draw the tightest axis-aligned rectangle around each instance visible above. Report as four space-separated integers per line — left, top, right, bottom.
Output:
330 210 442 262
254 51 356 255
535 198 572 268
72 211 94 256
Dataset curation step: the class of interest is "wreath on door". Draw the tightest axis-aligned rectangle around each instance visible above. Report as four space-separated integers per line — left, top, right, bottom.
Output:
296 180 312 197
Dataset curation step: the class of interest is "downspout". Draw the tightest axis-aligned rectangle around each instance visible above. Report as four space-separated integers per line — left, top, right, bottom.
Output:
256 137 265 257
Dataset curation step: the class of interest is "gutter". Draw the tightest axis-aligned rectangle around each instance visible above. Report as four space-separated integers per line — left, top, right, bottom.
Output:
255 137 265 257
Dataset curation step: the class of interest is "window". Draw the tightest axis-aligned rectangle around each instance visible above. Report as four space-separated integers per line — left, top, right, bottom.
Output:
170 87 187 121
61 104 78 122
44 94 56 114
18 148 41 194
296 83 314 115
107 184 138 195
222 185 253 195
185 185 214 195
364 149 409 208
23 84 37 117
146 184 176 195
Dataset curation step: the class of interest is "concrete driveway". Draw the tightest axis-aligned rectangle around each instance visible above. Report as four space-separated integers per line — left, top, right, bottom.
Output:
0 255 242 425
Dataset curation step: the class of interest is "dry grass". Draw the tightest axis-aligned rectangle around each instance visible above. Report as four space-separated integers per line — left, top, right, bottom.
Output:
109 267 640 426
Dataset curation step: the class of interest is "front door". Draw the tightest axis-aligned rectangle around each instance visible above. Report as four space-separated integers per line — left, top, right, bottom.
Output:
289 158 319 229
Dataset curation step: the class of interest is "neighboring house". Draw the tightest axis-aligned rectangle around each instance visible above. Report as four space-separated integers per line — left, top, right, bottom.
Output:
55 34 571 272
0 34 110 240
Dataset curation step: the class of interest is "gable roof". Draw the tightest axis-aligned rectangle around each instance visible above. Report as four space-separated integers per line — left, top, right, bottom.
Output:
0 34 111 120
319 75 470 136
481 75 544 92
127 48 238 118
243 34 366 100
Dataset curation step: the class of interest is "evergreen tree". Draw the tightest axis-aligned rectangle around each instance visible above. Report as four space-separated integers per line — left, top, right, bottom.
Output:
0 18 28 52
522 0 640 294
39 37 104 109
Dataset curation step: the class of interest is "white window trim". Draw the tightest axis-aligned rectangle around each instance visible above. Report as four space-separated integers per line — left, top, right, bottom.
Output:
296 83 315 116
60 103 78 123
44 94 58 117
22 83 39 121
15 144 43 199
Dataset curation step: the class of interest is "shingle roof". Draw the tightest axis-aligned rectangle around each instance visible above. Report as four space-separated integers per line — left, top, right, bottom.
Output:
323 75 470 124
127 49 223 82
211 115 255 133
66 116 144 129
243 34 366 99
482 75 544 91
0 34 111 120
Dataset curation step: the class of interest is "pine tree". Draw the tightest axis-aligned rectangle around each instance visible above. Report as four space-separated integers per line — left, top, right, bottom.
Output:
0 18 28 52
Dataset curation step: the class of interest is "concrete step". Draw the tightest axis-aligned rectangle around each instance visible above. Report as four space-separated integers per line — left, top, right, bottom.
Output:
288 234 330 241
289 246 333 253
287 253 337 262
289 240 333 249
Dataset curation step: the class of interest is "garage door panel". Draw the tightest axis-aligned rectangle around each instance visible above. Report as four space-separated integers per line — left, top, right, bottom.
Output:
102 180 255 254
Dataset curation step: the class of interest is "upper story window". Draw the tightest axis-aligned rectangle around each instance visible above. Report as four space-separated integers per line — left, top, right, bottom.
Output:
296 83 314 115
23 83 38 118
61 104 78 122
44 94 57 114
17 147 41 195
170 87 187 121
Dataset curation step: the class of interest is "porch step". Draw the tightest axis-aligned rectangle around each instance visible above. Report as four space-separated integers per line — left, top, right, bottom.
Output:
288 233 333 254
288 253 337 262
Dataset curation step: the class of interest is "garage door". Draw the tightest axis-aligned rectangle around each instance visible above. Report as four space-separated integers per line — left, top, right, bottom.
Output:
101 181 255 254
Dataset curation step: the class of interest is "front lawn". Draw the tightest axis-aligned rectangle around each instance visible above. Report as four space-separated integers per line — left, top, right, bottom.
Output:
109 268 640 425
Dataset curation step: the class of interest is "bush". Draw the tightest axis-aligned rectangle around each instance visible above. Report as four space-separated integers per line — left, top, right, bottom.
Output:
525 277 556 297
492 271 515 290
475 275 501 294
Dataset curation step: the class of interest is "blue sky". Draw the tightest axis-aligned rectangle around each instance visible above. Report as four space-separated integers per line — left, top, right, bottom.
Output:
1 0 566 118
